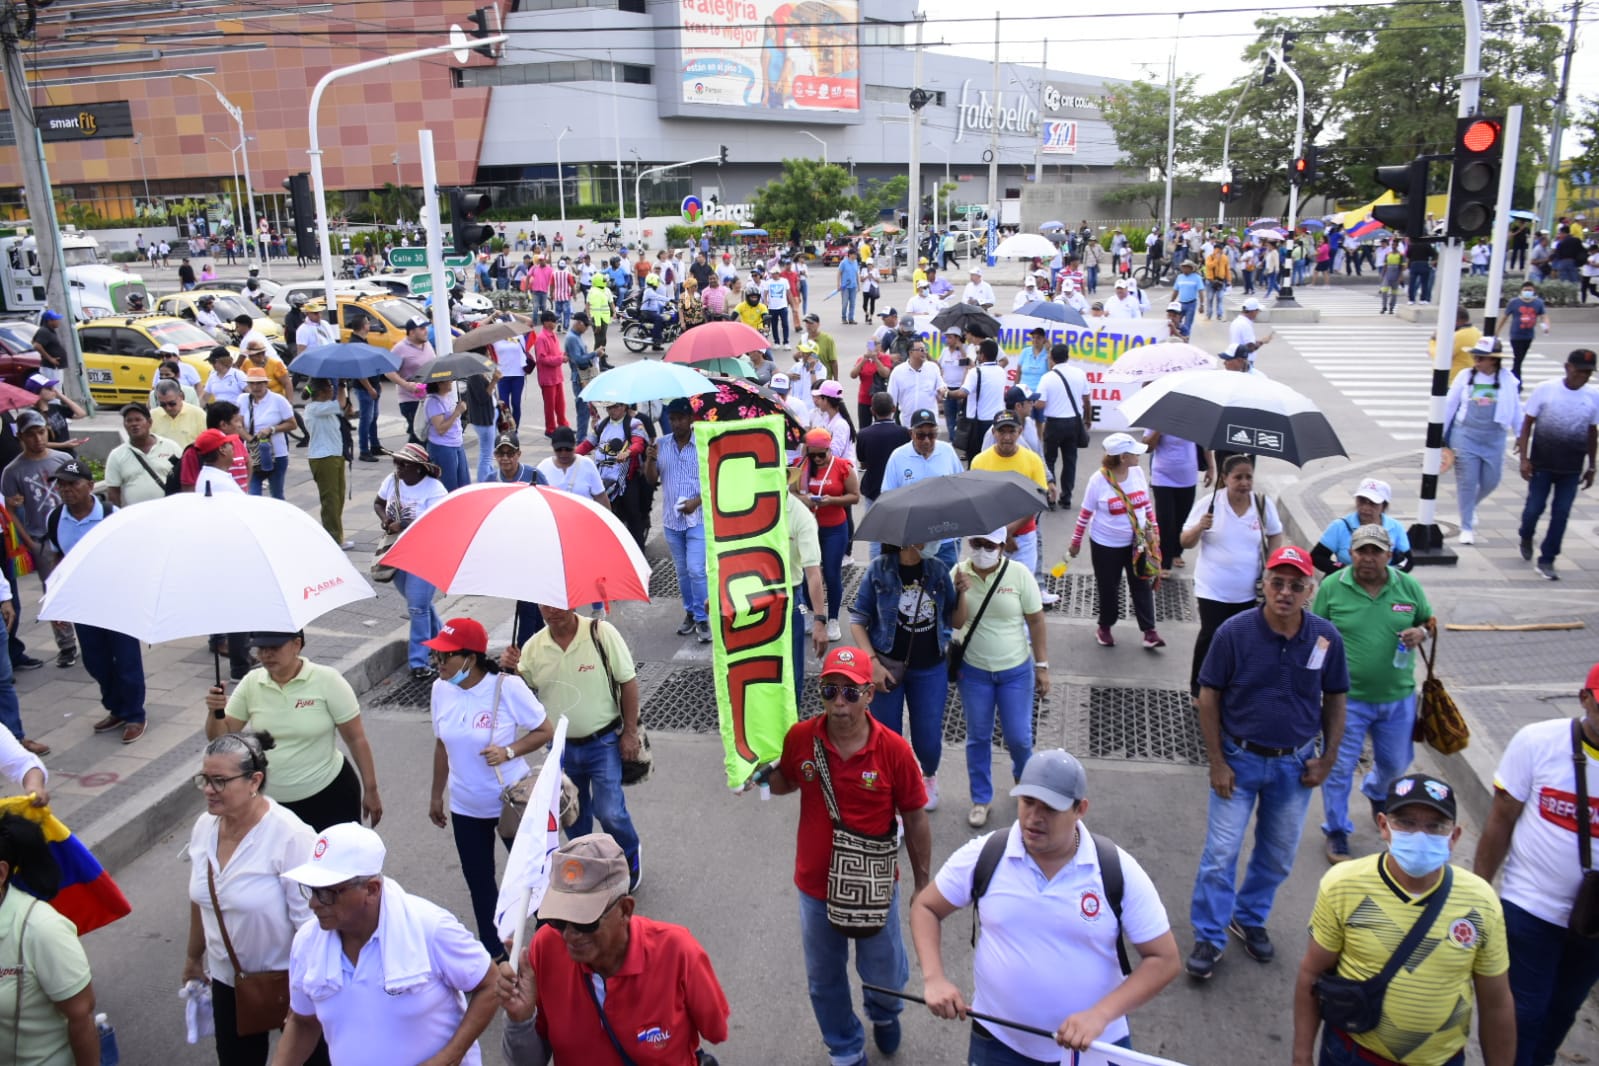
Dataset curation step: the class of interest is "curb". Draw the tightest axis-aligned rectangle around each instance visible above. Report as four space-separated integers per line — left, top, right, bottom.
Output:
80 637 407 874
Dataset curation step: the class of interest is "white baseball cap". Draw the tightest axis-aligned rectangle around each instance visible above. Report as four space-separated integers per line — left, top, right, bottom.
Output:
769 373 790 392
1241 297 1263 312
1166 301 1184 314
1114 278 1128 288
281 823 386 887
1103 432 1149 456
1354 478 1392 505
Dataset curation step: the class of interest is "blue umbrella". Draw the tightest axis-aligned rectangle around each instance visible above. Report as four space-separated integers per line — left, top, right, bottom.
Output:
1509 209 1540 221
1249 217 1280 229
730 228 769 237
579 360 718 405
290 342 400 379
1299 219 1326 230
1013 300 1088 326
1039 220 1066 231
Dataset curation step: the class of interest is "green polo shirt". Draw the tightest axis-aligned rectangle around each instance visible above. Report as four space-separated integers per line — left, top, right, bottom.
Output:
223 659 361 802
1311 566 1431 703
518 617 637 738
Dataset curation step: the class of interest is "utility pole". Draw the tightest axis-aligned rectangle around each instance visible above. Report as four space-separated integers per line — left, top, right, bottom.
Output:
1538 0 1581 232
906 14 923 277
1266 41 1305 307
1033 38 1047 186
987 13 1000 264
1481 105 1523 338
1218 73 1256 229
1161 16 1182 245
418 129 453 359
610 52 626 238
0 2 89 408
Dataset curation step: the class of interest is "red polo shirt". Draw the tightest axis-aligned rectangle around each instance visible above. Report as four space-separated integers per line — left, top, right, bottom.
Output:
528 915 729 1064
779 713 927 901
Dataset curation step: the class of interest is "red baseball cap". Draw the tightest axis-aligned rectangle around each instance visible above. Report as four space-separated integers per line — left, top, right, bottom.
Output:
1586 662 1599 697
1266 545 1314 577
422 618 488 655
821 647 873 686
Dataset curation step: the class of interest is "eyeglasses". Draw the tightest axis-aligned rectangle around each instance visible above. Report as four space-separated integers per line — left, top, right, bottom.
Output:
544 895 622 935
1266 577 1311 593
819 684 867 704
429 650 467 669
912 430 938 440
192 772 249 792
553 446 574 453
1387 816 1453 836
300 878 369 906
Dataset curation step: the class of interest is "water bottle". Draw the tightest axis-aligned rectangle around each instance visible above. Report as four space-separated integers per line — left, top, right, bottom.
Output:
1392 635 1413 670
96 1012 120 1066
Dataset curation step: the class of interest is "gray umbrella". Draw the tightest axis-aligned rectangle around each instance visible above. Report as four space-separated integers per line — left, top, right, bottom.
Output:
855 470 1046 546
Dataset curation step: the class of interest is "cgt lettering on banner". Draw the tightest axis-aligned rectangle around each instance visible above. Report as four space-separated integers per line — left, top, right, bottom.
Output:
698 416 797 789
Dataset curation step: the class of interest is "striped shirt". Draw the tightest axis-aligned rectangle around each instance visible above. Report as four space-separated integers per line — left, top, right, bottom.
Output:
550 269 575 302
656 433 702 532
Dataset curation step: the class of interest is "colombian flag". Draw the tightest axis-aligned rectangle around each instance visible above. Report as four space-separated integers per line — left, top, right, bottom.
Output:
0 796 131 935
1345 217 1384 242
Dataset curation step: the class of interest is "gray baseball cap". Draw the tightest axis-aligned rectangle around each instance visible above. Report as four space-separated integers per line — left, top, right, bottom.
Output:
1010 749 1087 810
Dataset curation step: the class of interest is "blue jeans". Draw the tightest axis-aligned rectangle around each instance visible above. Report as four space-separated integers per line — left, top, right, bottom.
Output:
664 524 708 623
797 885 907 1065
791 596 809 706
1189 736 1315 946
0 623 19 739
1453 434 1505 532
943 394 962 440
1086 265 1098 293
248 457 287 500
533 292 550 314
1504 898 1599 1066
1519 468 1582 564
450 813 512 961
1319 1029 1462 1066
357 387 380 456
76 623 146 724
555 299 571 331
1204 284 1225 319
471 424 496 483
1408 262 1434 302
840 285 858 324
817 522 848 621
391 570 440 669
870 660 947 776
767 307 790 345
1320 695 1415 837
1264 269 1280 296
571 374 591 441
1179 300 1197 337
561 731 641 873
800 278 809 315
969 1026 1131 1065
428 441 470 492
497 376 524 430
957 660 1035 805
399 399 421 445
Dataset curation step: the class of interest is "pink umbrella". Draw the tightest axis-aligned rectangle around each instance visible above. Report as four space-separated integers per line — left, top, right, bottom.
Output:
0 382 39 415
663 321 771 365
380 484 651 609
1104 342 1217 382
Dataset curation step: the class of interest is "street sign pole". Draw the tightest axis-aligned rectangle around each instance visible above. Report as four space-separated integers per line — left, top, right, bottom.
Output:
419 129 453 357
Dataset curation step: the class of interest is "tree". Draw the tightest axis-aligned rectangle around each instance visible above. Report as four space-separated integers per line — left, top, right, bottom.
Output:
1099 75 1213 180
851 174 907 228
751 158 852 239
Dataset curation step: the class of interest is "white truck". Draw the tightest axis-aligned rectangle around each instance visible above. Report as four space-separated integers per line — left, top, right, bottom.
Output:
0 226 150 322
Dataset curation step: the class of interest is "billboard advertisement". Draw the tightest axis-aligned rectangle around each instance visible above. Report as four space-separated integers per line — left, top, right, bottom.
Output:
677 0 860 113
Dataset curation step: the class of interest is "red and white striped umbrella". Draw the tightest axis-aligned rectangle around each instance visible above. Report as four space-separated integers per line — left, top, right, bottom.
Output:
380 483 651 609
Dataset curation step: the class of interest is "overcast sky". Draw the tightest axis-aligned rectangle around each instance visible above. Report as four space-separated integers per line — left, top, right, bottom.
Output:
917 0 1593 159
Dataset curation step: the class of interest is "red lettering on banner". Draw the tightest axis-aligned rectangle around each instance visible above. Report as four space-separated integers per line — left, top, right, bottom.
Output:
726 656 785 762
707 428 781 541
717 546 790 654
1536 786 1599 833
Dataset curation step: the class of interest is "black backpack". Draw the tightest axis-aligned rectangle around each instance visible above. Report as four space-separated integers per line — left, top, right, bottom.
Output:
44 499 117 554
969 826 1131 975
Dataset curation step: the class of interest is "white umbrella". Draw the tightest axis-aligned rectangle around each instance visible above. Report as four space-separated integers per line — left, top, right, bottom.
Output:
39 492 375 643
992 233 1061 259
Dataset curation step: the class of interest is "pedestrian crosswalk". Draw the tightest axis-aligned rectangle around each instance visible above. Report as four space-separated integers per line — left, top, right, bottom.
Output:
1271 320 1568 441
1217 282 1393 318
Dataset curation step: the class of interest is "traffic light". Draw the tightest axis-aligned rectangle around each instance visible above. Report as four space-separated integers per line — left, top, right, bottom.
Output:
1290 147 1318 186
719 144 729 165
282 172 316 256
1280 31 1299 65
1372 158 1431 237
1220 170 1245 203
1261 57 1277 86
467 7 496 58
449 189 495 252
1448 115 1503 239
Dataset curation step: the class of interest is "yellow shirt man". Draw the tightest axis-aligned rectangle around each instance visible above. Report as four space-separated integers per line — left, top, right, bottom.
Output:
734 299 769 332
150 401 208 448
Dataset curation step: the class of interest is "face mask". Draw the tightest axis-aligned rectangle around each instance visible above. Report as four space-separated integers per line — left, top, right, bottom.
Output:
444 666 471 687
1522 290 1535 299
1387 830 1451 878
970 547 1001 569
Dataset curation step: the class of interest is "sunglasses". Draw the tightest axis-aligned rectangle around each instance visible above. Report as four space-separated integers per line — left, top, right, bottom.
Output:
544 895 621 935
300 878 367 906
819 684 867 704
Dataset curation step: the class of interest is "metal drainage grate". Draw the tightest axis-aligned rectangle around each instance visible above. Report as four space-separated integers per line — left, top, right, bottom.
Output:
1043 572 1195 623
1061 685 1205 765
367 668 436 709
653 558 867 607
639 663 1054 750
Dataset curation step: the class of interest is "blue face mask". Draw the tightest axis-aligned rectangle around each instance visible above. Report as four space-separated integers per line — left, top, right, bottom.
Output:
445 666 471 687
1387 830 1452 878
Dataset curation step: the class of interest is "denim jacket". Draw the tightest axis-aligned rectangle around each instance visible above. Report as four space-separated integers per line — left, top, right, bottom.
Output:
849 552 958 656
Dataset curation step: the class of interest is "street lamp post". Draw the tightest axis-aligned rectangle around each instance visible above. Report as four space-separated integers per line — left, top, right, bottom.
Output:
635 153 723 268
800 130 828 165
132 133 151 208
184 74 267 276
544 124 572 226
208 136 244 244
925 142 950 234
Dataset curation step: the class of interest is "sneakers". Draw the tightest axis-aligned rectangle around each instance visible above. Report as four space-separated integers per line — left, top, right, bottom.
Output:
13 655 43 671
56 648 78 668
339 540 356 551
923 774 940 812
873 1018 902 1055
695 620 713 643
1185 941 1224 980
1520 537 1534 561
410 666 437 681
676 613 696 637
628 843 644 894
1325 830 1351 864
1039 589 1060 606
1457 529 1475 545
1536 561 1560 581
1228 919 1275 963
967 803 989 828
1096 626 1114 647
1142 629 1166 650
826 618 841 642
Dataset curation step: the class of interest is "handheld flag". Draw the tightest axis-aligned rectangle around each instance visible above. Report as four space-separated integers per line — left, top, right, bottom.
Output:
494 715 570 968
0 797 132 934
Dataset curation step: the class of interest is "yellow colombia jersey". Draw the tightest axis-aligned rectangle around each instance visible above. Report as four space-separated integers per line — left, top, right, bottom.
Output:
1309 854 1508 1066
734 300 768 330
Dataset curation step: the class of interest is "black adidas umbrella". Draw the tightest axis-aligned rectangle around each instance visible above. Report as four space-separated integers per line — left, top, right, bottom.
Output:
855 469 1047 547
1117 369 1345 466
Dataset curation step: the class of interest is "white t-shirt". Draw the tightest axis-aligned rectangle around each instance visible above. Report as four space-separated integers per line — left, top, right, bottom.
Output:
934 824 1170 1058
1076 466 1152 549
187 800 317 985
296 319 336 351
1012 288 1040 311
1036 364 1090 420
961 281 995 306
430 673 547 819
206 366 249 404
196 465 244 495
1228 314 1259 357
1184 490 1283 603
241 391 295 458
1494 717 1599 926
377 472 447 523
961 363 1009 420
761 277 789 310
1106 294 1140 319
492 339 526 378
537 455 605 498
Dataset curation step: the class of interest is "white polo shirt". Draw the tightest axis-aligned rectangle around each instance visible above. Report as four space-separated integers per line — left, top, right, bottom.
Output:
1037 363 1091 420
430 672 547 819
887 360 942 427
1229 314 1259 358
287 888 490 1066
934 823 1170 1060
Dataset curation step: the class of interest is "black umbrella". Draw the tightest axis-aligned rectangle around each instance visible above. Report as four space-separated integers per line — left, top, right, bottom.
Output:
416 352 496 383
930 303 1001 338
855 470 1046 546
1117 369 1346 466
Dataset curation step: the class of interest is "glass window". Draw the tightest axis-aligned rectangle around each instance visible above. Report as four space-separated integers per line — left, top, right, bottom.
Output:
622 64 651 84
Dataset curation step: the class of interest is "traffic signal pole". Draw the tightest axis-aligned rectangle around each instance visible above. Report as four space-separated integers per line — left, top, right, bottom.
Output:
1266 44 1304 308
418 129 452 359
1480 105 1522 338
1217 77 1256 228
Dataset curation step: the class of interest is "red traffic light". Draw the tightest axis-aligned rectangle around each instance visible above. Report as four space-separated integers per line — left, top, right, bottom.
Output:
1461 118 1500 154
1293 158 1307 173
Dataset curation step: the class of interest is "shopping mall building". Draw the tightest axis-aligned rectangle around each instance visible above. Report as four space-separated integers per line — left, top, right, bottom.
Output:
0 0 1133 228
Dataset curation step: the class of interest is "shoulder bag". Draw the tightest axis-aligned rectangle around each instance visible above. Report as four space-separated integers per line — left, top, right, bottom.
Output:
873 579 925 690
487 672 578 838
368 494 401 583
588 618 653 786
1412 621 1469 755
1107 476 1161 584
1567 718 1599 937
953 363 983 456
205 860 291 1035
1053 368 1092 448
947 560 1007 683
813 733 898 938
1253 492 1270 602
12 896 38 1063
1314 866 1453 1034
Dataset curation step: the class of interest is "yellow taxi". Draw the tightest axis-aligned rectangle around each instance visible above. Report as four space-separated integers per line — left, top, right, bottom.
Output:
153 289 285 343
302 293 427 350
76 314 216 403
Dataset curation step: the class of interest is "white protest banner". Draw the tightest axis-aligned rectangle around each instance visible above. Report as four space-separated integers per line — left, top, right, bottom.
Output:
1062 1040 1191 1066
